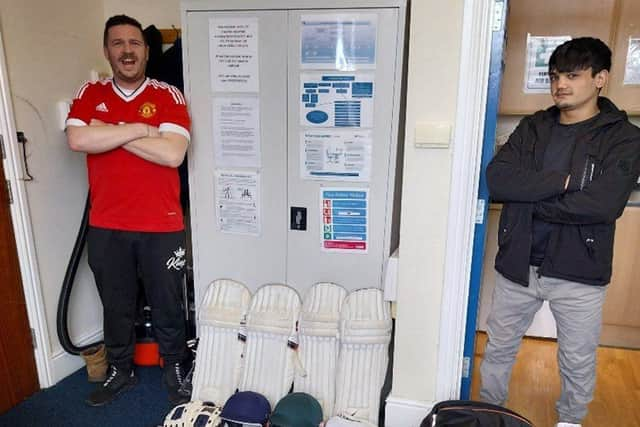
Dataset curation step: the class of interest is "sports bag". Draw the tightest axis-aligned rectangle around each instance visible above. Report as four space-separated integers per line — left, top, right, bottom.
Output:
420 400 534 427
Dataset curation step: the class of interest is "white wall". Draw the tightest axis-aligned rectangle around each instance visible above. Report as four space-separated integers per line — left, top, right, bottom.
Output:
391 0 464 406
104 0 181 28
0 0 109 381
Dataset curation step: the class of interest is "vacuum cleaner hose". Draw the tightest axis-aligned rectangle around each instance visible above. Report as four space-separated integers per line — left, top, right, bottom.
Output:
56 194 102 355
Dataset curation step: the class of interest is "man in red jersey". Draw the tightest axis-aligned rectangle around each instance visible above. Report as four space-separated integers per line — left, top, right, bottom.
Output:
66 14 191 407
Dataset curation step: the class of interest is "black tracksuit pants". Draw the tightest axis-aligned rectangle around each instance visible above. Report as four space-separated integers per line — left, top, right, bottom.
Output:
87 227 187 371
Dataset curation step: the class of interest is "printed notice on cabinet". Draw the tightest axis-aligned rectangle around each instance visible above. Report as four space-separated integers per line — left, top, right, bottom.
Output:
210 18 259 92
300 129 371 181
321 188 369 253
213 97 261 168
215 170 260 236
300 73 374 128
300 14 377 70
524 35 571 93
624 38 640 85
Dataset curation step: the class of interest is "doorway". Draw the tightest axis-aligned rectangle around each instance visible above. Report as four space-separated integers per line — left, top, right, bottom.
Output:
463 0 640 412
0 30 40 412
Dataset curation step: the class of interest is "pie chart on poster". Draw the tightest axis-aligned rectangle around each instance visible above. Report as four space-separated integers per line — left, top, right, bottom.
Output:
306 110 328 124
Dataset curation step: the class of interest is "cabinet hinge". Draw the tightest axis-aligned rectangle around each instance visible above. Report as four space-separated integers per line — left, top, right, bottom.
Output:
462 356 471 378
475 198 486 224
31 328 37 349
6 179 13 204
492 0 505 31
0 134 5 159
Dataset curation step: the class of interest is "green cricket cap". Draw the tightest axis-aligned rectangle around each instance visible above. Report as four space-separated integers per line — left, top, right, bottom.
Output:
269 392 323 427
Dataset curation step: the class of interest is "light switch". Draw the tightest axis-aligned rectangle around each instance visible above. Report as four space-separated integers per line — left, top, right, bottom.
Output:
414 121 452 149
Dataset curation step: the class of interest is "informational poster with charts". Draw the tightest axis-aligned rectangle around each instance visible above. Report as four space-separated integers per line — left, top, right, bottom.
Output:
524 34 571 93
300 14 377 70
300 73 374 128
209 18 259 92
213 97 261 168
321 188 368 253
215 170 260 236
624 38 640 85
300 129 371 181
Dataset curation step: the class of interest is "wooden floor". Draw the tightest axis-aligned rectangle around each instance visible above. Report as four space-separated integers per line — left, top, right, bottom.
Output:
471 332 640 427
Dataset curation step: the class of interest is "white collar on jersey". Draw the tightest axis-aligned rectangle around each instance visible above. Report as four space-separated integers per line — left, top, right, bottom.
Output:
111 77 149 102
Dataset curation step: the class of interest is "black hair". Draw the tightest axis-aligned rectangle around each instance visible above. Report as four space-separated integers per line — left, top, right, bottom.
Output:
103 14 145 46
548 37 611 76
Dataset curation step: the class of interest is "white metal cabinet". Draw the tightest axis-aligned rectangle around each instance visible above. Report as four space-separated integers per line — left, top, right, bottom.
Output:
182 1 406 303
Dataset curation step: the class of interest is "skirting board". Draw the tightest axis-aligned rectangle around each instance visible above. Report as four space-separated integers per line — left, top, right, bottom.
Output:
49 329 103 386
385 396 433 427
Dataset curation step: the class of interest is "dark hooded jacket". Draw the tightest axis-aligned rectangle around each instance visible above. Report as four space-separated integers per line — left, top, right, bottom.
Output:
487 97 640 286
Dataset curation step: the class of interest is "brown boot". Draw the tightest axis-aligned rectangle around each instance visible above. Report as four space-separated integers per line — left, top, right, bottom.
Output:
81 344 108 383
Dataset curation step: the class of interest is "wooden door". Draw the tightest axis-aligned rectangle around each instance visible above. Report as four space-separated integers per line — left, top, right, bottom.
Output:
0 157 39 413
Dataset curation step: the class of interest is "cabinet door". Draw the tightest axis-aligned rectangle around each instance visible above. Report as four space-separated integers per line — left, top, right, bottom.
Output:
286 8 401 293
479 206 640 347
499 0 616 114
185 10 288 300
601 207 640 348
607 0 640 114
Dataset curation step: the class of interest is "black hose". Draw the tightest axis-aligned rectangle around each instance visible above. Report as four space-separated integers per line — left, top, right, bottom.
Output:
56 194 102 355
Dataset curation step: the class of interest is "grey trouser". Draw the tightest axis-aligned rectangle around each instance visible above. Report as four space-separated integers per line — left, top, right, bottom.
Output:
479 267 607 424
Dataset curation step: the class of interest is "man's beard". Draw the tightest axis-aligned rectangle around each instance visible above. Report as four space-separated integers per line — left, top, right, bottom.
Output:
555 101 573 110
553 93 573 110
113 54 145 83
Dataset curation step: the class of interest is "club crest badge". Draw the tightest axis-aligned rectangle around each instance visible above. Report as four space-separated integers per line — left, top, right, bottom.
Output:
138 102 157 119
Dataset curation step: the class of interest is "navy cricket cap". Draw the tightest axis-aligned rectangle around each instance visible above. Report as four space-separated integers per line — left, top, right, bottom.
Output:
220 391 271 426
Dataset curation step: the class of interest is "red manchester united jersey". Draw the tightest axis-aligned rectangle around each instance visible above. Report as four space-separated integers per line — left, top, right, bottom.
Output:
67 78 191 232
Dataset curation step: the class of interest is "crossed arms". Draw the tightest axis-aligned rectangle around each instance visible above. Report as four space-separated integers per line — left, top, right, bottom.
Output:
487 120 640 225
67 119 188 168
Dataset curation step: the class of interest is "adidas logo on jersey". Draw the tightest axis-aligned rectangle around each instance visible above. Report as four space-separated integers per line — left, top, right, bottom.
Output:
95 102 109 112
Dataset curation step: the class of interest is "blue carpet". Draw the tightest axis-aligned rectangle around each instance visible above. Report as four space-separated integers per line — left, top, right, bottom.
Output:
0 366 174 427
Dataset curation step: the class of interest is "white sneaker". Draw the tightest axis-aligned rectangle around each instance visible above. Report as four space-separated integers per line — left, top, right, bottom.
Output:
556 423 582 427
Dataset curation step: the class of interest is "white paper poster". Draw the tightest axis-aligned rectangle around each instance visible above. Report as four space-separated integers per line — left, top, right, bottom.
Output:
301 129 371 181
624 38 640 85
209 18 259 92
321 188 368 253
524 35 571 93
300 14 377 70
300 73 374 128
215 170 260 236
213 97 261 168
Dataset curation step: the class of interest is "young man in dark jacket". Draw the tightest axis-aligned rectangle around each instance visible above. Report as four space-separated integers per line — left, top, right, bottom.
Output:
479 37 640 427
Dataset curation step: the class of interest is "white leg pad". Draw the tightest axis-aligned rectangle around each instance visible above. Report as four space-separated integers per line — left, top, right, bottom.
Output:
240 284 302 407
335 288 392 425
294 282 348 419
191 279 251 405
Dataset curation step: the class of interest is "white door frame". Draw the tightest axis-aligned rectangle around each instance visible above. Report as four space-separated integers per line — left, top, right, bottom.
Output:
0 30 53 388
436 0 493 401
